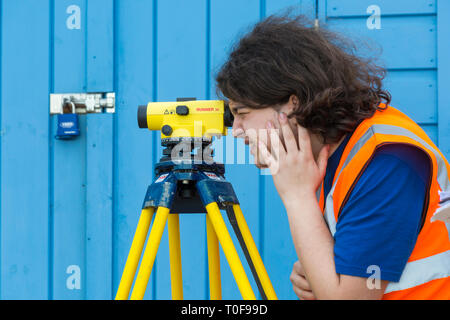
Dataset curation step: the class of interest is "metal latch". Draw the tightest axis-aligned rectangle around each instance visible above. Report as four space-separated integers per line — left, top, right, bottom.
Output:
50 92 115 114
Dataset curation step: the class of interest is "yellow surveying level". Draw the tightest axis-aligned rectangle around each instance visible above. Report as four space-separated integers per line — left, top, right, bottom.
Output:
115 98 277 300
137 98 234 139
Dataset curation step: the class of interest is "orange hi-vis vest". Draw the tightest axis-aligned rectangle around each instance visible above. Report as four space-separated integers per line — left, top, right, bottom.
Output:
318 105 450 299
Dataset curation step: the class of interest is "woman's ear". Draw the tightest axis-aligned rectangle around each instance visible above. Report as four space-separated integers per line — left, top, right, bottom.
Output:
289 94 300 109
280 94 299 115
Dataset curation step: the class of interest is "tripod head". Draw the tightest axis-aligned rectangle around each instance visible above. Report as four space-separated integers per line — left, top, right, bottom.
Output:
158 136 214 163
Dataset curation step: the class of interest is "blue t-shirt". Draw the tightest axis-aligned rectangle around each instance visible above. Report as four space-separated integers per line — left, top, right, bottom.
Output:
323 133 431 282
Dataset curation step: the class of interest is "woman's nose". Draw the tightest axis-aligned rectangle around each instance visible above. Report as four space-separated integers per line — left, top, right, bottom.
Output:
232 119 243 137
232 124 244 138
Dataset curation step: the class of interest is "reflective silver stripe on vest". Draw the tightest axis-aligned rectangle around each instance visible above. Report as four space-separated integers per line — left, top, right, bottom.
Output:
385 250 450 293
324 124 450 294
324 124 450 236
316 184 322 203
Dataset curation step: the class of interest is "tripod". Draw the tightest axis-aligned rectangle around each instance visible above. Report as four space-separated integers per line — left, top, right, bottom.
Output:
115 137 277 300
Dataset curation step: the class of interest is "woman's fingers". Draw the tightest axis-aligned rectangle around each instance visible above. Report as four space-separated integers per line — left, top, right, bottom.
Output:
292 285 316 300
290 269 312 291
278 112 298 152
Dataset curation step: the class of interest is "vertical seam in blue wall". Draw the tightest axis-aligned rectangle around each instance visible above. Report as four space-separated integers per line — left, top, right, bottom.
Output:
152 0 158 205
258 0 266 277
112 0 118 300
260 0 266 19
83 0 88 300
0 0 3 300
48 0 55 300
205 0 211 300
84 1 88 94
315 0 319 20
152 0 158 299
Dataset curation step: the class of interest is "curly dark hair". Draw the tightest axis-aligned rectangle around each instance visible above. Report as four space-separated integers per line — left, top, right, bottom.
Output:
215 13 391 144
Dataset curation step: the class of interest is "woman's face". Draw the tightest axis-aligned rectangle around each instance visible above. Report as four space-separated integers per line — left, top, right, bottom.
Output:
228 97 299 168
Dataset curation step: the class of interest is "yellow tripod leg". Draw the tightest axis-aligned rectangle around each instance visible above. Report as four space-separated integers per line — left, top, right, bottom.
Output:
232 204 277 300
205 202 256 300
130 206 170 300
168 214 183 300
206 214 221 300
115 207 154 300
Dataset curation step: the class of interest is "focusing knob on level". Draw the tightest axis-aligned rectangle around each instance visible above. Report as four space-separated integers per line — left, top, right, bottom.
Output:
176 105 189 116
161 125 173 136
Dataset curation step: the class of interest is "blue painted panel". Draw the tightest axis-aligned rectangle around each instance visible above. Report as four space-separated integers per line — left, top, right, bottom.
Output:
265 0 315 18
113 0 155 300
85 0 114 300
437 0 450 158
384 70 437 124
325 15 436 70
266 0 301 16
421 124 438 145
86 0 114 93
0 0 50 299
263 181 297 300
85 113 113 300
52 0 87 299
209 0 260 98
327 0 436 17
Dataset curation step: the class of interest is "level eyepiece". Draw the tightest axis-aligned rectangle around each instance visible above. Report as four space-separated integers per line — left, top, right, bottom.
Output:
223 102 234 128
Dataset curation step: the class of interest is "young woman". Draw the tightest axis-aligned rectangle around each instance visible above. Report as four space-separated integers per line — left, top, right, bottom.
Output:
215 14 450 300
